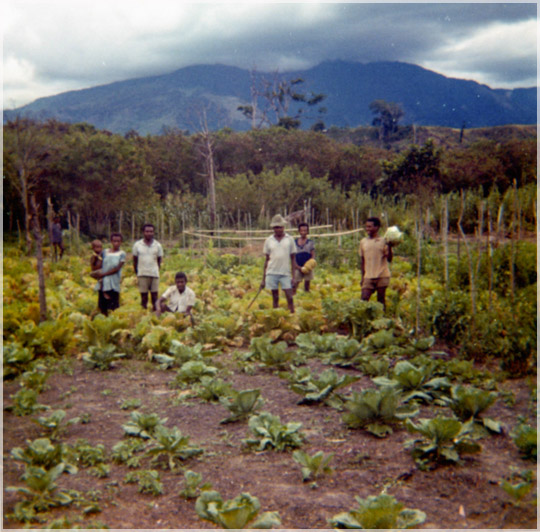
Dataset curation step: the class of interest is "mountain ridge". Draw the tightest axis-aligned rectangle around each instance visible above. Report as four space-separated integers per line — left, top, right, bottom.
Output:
4 60 536 135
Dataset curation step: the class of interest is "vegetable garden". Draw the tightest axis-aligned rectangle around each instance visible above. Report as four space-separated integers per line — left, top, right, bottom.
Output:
3 223 537 529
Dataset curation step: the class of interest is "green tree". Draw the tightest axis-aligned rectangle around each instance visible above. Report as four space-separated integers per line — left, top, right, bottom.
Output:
52 126 157 236
238 70 326 130
378 139 441 196
369 100 404 143
3 118 66 321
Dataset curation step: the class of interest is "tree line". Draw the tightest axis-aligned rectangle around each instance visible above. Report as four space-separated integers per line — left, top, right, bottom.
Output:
3 117 537 243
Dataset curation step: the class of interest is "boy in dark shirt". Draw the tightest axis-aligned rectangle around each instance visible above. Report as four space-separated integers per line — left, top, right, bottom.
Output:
293 223 315 294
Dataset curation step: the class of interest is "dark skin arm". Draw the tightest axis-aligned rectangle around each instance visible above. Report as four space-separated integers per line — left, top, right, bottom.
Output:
133 256 138 275
96 261 125 279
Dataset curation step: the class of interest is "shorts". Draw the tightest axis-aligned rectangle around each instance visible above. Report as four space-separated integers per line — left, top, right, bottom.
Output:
265 274 292 290
293 269 314 283
138 276 159 293
362 277 390 290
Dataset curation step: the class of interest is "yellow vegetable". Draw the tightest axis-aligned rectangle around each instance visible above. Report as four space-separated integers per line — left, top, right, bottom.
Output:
301 258 317 274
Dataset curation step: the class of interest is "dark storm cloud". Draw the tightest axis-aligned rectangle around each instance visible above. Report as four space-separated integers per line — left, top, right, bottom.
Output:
3 2 537 108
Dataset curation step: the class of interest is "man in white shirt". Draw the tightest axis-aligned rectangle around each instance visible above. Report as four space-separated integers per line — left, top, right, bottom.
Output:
156 272 196 324
260 214 296 313
132 224 164 311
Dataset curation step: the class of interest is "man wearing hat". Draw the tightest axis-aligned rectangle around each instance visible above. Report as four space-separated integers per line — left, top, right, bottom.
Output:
260 214 296 313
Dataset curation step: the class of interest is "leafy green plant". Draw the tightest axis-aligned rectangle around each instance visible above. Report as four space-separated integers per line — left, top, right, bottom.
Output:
323 337 362 367
179 470 213 499
72 439 107 467
3 342 35 379
295 332 338 357
122 411 168 439
328 492 426 529
195 490 281 529
511 423 537 462
120 398 142 410
373 360 451 403
244 412 304 451
355 354 390 377
145 425 203 470
124 469 163 495
20 365 49 392
342 387 418 437
288 368 359 407
194 376 234 403
405 417 481 469
32 410 80 440
140 325 177 354
171 360 219 387
501 478 534 506
442 385 501 436
247 336 296 369
292 450 334 482
83 314 130 348
88 463 111 478
82 344 125 370
111 438 145 467
220 388 264 423
189 320 228 347
323 298 383 339
153 341 220 369
7 464 76 520
11 437 77 473
7 388 48 416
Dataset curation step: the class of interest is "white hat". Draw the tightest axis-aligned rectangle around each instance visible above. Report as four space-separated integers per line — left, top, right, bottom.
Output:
270 214 287 228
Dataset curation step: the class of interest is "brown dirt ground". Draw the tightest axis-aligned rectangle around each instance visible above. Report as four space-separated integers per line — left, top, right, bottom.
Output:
3 350 537 530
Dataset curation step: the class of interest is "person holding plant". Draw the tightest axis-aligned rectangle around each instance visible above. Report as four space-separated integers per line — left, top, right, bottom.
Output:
94 233 126 315
155 271 196 325
132 223 163 311
359 216 394 310
293 222 315 294
261 214 296 313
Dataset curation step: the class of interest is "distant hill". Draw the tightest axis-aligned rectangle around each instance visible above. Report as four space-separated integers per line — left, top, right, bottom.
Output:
4 61 536 135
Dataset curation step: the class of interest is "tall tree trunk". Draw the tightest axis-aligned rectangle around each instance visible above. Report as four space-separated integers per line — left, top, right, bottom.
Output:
29 193 48 322
21 173 33 253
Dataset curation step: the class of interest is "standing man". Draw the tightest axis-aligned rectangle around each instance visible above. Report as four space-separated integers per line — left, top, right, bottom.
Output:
132 223 163 311
261 214 296 313
51 216 64 260
359 216 394 310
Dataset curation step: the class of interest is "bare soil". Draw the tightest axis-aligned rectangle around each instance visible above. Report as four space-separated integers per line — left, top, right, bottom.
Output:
3 351 537 529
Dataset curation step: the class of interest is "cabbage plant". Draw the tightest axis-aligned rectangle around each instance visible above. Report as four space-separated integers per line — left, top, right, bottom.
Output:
329 492 426 529
342 387 418 437
195 490 281 529
220 388 263 423
11 437 77 473
145 425 203 470
405 417 481 469
442 385 501 436
288 368 359 407
122 411 168 439
373 360 451 403
292 450 334 481
244 412 304 451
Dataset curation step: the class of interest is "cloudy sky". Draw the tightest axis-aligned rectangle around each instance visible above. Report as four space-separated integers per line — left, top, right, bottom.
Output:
3 1 537 109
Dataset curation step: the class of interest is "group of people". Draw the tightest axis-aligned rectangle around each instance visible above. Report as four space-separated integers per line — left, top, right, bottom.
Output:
261 214 394 313
85 214 395 319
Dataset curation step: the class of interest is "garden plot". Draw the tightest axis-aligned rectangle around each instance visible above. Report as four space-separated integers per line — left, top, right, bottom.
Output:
3 245 537 529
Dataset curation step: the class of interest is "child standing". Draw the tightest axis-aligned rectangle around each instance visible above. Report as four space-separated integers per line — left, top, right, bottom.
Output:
94 233 126 315
293 223 315 294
